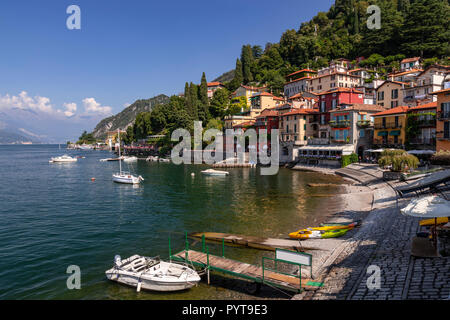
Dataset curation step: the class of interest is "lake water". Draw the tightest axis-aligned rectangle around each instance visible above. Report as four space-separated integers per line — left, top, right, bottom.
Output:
0 145 344 299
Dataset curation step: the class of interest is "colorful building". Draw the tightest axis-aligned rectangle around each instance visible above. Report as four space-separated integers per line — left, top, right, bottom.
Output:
329 103 386 156
400 57 421 71
373 106 409 149
248 92 283 118
231 85 268 107
376 80 408 109
317 88 364 139
406 102 437 150
431 88 450 152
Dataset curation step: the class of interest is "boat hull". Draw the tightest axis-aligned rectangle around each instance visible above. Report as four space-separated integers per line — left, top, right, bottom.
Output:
105 271 199 292
112 174 142 184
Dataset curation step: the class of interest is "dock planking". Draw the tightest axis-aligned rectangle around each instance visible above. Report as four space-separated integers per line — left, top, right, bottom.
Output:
173 250 322 292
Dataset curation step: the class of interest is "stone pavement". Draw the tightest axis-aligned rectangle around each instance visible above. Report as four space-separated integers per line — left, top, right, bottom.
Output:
294 164 450 300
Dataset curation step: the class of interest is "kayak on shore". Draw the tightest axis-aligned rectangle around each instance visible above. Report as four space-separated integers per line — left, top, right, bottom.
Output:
419 217 449 226
289 228 351 240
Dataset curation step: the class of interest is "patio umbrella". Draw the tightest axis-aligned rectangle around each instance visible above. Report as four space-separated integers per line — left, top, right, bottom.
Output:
401 195 450 247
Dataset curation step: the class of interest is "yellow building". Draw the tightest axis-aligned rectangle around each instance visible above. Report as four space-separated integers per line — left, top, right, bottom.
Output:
224 115 255 129
372 106 409 148
431 88 450 152
248 92 283 118
231 85 267 107
279 109 319 144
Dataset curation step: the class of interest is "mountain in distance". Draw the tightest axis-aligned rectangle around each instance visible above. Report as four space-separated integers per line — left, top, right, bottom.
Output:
91 94 170 139
213 69 235 83
0 129 37 144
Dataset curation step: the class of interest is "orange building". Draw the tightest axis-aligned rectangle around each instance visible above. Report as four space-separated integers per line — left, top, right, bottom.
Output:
432 88 450 152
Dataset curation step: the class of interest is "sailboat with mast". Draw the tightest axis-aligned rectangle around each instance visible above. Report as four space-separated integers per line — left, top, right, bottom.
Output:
112 129 144 184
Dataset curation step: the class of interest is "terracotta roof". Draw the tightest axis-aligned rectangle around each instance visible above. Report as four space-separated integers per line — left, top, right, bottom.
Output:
389 69 423 77
401 57 421 64
430 88 450 95
288 92 317 100
241 84 266 90
311 71 361 80
280 108 318 117
233 120 255 128
373 106 409 117
207 82 224 87
330 103 386 113
408 102 437 111
256 109 279 118
251 92 283 100
284 76 312 84
317 87 364 95
286 69 317 78
378 80 408 88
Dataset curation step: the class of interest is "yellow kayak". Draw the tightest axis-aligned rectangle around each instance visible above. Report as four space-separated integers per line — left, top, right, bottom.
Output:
419 217 449 226
289 228 350 240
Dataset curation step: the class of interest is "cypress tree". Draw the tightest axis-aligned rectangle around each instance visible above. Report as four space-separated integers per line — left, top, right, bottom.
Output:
189 82 199 120
241 45 254 84
230 58 244 91
199 72 210 122
184 82 193 119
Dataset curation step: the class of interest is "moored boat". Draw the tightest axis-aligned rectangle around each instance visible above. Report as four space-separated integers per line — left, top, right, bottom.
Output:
201 169 229 176
123 156 138 163
105 255 201 292
49 155 78 163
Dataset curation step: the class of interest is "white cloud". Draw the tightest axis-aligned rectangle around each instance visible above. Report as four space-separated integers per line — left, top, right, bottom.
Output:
82 97 112 115
0 91 54 114
63 102 77 117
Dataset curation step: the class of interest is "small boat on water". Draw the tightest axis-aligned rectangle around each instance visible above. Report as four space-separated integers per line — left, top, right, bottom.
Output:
158 158 171 163
112 130 143 184
201 169 229 176
105 255 201 292
146 156 159 162
100 157 124 162
123 156 138 163
49 155 78 163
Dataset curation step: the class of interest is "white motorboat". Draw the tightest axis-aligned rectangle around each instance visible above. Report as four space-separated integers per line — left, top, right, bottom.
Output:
49 155 78 163
123 156 138 163
201 169 229 176
105 255 201 292
146 156 159 162
112 130 142 184
158 158 171 163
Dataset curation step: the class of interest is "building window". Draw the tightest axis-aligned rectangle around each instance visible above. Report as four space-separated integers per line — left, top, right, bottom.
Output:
392 89 398 99
360 129 365 137
378 91 384 101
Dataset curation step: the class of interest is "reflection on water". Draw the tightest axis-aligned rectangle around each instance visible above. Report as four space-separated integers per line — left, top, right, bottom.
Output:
0 145 345 300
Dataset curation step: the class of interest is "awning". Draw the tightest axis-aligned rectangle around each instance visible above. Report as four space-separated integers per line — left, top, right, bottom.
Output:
389 130 401 136
378 131 388 136
296 144 355 155
407 150 435 155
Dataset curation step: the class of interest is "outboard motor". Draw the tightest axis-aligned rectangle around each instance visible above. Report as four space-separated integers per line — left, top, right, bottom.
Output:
114 255 122 268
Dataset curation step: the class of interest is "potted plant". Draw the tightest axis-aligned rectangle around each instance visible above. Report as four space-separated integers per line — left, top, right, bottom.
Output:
378 149 419 180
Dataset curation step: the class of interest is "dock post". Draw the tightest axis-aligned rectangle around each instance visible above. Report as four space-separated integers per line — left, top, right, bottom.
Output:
185 231 189 262
222 238 225 257
168 234 172 260
202 234 205 253
207 247 210 285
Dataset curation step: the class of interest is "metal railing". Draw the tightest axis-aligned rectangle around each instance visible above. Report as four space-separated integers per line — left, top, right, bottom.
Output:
329 120 351 128
374 122 403 129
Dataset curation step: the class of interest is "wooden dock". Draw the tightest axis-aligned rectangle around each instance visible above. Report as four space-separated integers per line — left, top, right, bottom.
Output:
172 250 323 292
189 232 319 252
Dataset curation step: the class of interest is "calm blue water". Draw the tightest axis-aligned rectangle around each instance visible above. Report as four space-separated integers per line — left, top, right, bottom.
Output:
0 145 344 299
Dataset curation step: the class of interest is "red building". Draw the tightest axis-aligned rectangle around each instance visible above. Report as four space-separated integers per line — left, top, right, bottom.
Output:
317 88 364 139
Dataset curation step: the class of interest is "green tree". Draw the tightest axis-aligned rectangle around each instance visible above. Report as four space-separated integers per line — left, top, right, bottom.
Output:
241 45 254 84
209 88 230 118
198 72 210 122
400 0 450 57
229 58 243 91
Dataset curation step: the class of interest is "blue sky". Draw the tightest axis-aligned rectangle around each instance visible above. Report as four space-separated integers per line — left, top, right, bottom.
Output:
0 0 334 142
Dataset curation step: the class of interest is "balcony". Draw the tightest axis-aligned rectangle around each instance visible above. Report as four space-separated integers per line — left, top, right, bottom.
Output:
357 120 373 128
331 139 350 144
417 118 436 127
374 122 403 129
409 138 436 145
307 138 330 145
438 112 450 120
329 120 351 128
373 138 404 148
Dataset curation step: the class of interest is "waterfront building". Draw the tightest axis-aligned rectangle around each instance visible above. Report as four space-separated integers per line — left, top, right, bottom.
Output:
372 106 409 149
231 84 268 107
388 69 423 84
284 69 317 98
207 82 226 99
329 103 386 157
286 92 318 109
400 57 421 71
431 88 450 152
317 88 364 140
402 65 449 106
279 108 319 162
376 80 409 109
406 102 437 150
